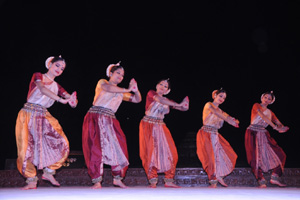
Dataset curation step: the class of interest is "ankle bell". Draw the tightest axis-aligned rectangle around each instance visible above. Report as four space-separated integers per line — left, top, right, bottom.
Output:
43 168 56 175
26 176 38 184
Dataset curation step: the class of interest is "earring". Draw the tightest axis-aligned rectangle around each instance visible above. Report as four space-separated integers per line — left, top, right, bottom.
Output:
164 89 171 95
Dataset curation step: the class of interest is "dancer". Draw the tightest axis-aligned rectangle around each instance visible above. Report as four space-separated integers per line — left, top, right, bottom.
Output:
245 91 289 188
15 55 78 190
139 78 189 188
196 88 239 188
82 62 141 189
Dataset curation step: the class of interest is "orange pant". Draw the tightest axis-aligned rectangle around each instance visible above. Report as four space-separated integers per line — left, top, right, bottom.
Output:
16 106 69 178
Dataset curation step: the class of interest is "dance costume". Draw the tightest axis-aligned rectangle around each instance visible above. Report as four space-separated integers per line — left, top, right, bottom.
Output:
245 103 286 184
196 102 237 184
82 79 133 183
139 90 178 184
15 72 69 181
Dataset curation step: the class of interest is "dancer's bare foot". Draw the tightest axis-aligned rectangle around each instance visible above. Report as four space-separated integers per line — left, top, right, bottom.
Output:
42 173 60 186
208 183 217 188
258 184 267 188
270 179 286 187
164 182 181 188
149 183 157 188
217 177 228 187
21 182 37 190
91 182 102 189
113 179 128 188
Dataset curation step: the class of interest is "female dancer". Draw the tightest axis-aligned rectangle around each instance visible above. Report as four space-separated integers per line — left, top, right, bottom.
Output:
245 91 289 188
15 56 78 190
196 88 239 188
82 62 141 189
139 78 189 188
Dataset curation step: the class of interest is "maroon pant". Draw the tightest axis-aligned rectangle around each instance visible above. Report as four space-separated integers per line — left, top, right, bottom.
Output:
245 128 286 180
82 110 129 180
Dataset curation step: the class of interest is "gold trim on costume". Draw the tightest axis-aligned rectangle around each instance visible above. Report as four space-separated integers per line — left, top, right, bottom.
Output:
23 102 47 113
247 124 267 132
142 116 165 124
88 106 116 118
201 125 218 133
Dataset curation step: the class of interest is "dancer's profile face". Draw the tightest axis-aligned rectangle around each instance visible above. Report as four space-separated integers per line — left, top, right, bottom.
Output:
214 92 226 105
156 80 169 95
261 94 273 105
48 61 65 77
110 68 124 84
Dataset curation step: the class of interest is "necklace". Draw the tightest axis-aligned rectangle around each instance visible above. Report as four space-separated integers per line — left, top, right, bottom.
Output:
44 73 54 81
260 103 267 107
212 102 219 107
108 80 117 86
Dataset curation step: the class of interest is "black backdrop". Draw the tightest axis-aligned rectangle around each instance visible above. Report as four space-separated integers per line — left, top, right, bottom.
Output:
1 1 299 170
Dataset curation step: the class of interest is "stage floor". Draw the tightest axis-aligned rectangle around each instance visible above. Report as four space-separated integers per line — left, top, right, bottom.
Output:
0 186 299 200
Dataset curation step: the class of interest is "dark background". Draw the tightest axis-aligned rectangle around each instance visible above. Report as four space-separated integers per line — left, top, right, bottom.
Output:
0 1 299 170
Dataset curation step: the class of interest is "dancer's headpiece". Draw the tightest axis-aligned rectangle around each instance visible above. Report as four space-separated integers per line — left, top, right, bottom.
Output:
45 55 65 69
261 91 275 104
106 61 121 77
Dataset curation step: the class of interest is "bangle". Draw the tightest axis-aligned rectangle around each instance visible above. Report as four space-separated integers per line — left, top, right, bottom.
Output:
225 115 230 122
123 88 126 93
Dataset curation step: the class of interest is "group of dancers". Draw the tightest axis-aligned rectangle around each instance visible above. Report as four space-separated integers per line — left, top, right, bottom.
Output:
15 56 289 190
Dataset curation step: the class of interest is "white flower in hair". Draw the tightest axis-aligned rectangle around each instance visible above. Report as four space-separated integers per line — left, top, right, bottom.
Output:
106 64 114 77
45 56 54 69
106 61 121 77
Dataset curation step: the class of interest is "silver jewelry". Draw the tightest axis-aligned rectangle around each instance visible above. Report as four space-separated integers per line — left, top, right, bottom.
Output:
43 167 56 175
44 73 54 81
26 176 38 183
113 175 123 180
92 176 103 184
